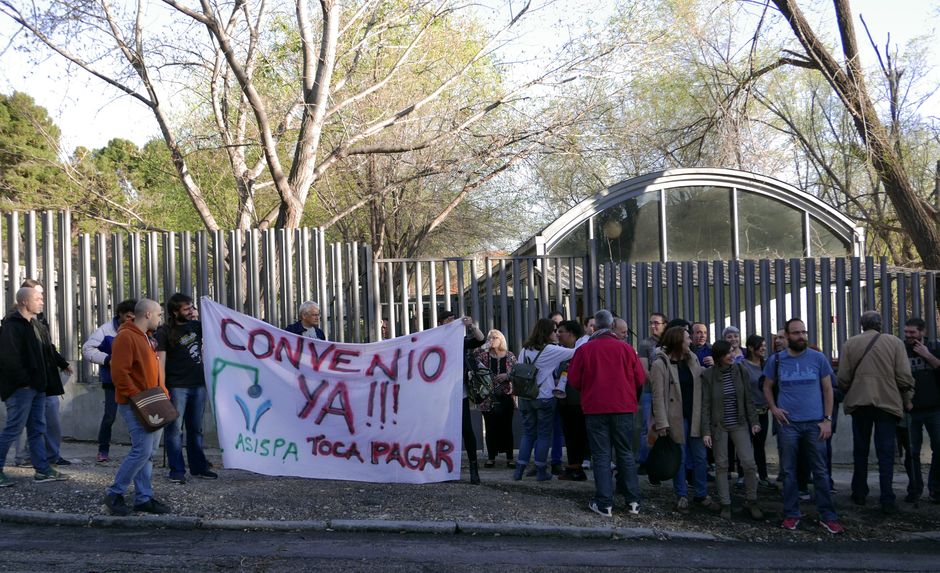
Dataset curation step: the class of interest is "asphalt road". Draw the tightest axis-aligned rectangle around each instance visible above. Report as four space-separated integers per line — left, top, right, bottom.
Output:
0 523 937 572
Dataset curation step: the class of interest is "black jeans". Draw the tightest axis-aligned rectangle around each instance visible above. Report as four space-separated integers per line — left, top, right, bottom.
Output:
751 410 769 480
462 397 477 463
97 385 118 455
558 401 587 467
851 405 899 504
482 394 515 461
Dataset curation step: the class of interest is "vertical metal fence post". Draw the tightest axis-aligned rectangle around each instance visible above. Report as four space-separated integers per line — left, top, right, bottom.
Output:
111 232 125 306
41 212 58 345
58 211 74 361
78 234 93 381
820 258 833 359
95 232 108 326
835 258 848 355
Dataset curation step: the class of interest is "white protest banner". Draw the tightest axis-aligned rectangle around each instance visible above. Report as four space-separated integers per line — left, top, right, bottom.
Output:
200 297 465 484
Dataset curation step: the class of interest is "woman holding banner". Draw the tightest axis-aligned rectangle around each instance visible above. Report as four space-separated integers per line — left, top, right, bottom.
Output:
513 319 576 482
474 330 517 469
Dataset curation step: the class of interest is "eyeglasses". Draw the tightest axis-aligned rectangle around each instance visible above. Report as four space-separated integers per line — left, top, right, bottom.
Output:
649 321 663 326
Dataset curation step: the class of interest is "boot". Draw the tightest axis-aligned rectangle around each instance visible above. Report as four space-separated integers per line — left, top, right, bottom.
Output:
513 463 526 481
536 465 553 482
744 500 764 520
469 461 480 485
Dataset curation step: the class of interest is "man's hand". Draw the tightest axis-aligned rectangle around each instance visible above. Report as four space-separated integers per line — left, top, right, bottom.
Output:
703 435 712 448
657 428 668 437
62 365 74 376
818 419 832 441
703 355 714 367
912 340 933 360
751 424 761 435
771 406 790 425
461 316 473 327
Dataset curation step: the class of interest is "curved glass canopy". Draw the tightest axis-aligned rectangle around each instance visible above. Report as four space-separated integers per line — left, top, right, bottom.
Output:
521 169 861 261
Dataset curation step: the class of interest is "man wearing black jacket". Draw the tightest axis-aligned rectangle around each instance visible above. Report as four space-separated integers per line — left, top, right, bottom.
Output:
0 287 72 486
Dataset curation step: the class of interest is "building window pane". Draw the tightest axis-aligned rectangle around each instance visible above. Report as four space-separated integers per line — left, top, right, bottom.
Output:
547 221 588 257
664 186 733 260
809 217 849 256
597 193 661 262
737 192 804 258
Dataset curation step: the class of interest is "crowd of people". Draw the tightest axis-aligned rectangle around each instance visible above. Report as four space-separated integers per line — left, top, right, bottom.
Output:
459 308 939 534
0 285 937 532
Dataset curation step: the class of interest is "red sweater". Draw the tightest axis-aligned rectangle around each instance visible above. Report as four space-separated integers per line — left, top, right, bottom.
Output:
567 333 646 414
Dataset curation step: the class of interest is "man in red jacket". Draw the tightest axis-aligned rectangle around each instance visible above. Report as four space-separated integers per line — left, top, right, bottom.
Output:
568 309 646 517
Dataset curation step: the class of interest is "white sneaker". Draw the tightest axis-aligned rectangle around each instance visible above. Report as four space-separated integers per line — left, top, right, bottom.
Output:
628 502 640 515
588 501 613 517
582 460 591 469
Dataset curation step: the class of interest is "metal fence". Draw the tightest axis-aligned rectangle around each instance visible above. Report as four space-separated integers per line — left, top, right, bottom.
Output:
3 210 938 382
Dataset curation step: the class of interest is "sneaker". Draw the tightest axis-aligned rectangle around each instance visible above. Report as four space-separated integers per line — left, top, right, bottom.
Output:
14 460 32 468
798 490 811 501
134 498 171 514
536 466 553 482
588 501 613 517
734 477 745 489
96 452 110 463
0 472 13 488
581 460 591 470
720 504 731 520
780 517 800 530
506 460 517 469
168 475 187 484
53 457 72 466
512 464 525 481
34 469 69 483
483 460 495 468
744 500 764 520
819 519 844 535
525 466 537 477
103 493 131 517
558 468 588 481
195 470 219 480
676 496 690 514
628 502 640 515
758 479 775 489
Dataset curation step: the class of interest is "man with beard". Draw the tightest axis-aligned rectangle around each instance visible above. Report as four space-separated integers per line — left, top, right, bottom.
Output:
763 318 843 534
900 317 939 504
155 293 217 484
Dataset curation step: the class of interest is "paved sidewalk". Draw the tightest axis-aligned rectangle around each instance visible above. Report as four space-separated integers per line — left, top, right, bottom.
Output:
1 440 938 542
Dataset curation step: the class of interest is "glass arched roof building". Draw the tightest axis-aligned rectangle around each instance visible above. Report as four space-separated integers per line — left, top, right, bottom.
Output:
517 168 863 261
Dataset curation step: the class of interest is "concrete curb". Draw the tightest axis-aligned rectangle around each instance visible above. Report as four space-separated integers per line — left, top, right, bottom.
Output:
0 509 936 543
0 508 716 540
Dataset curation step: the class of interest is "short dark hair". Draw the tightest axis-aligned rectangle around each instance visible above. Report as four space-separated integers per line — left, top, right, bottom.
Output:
558 319 584 339
438 309 457 322
549 310 564 320
785 317 804 334
650 312 667 323
665 318 690 332
660 326 688 355
745 334 765 362
115 299 137 317
711 340 733 364
860 311 882 332
906 317 927 331
583 316 595 326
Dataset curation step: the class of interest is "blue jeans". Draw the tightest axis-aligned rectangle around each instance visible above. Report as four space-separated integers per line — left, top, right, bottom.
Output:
0 388 51 473
164 386 210 478
97 386 118 455
586 413 639 509
551 408 564 465
44 395 62 463
107 404 161 505
908 409 940 499
850 406 898 505
675 417 708 499
778 420 837 520
637 392 652 463
517 397 556 467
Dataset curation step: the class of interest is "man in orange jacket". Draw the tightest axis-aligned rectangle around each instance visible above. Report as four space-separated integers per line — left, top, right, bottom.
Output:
103 298 172 516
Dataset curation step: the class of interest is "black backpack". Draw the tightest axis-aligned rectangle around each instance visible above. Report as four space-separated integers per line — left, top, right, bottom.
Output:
465 354 493 405
511 347 545 400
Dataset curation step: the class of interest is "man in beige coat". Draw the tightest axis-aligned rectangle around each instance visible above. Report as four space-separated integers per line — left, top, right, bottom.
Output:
837 311 915 515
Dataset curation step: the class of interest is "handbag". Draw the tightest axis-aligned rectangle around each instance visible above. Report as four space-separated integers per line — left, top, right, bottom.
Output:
465 356 494 405
511 347 545 399
646 435 682 481
129 387 179 432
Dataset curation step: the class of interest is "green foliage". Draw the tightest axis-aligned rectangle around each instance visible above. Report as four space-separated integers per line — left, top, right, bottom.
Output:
0 91 67 206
